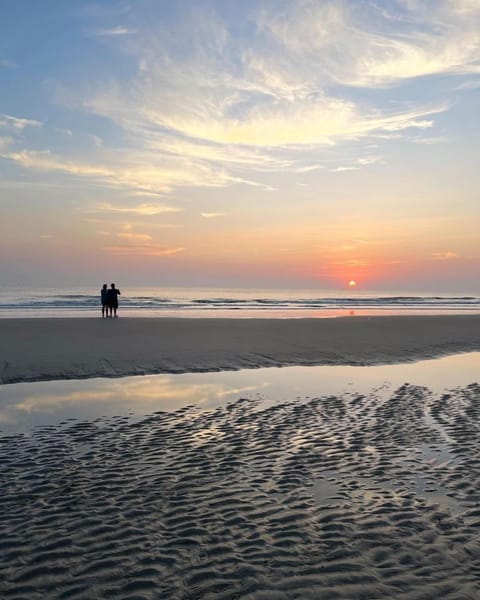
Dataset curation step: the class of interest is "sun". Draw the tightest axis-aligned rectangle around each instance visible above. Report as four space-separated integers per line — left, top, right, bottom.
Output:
348 280 357 287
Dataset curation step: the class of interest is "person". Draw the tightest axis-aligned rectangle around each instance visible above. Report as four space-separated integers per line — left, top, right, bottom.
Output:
106 283 121 318
100 284 108 318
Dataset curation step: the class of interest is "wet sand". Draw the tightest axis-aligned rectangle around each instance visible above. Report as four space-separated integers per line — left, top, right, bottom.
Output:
1 315 479 384
1 379 480 598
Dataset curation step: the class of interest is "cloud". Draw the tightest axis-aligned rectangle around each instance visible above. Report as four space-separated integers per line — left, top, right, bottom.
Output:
412 136 448 145
454 79 480 91
145 135 292 171
93 202 181 216
258 0 480 88
66 0 459 165
296 164 324 173
432 251 459 260
91 134 103 147
84 68 448 148
131 190 165 198
381 119 434 132
356 156 381 165
356 156 382 167
445 0 480 15
2 148 238 194
0 114 42 130
10 0 478 197
330 166 360 172
201 212 225 218
103 244 186 256
3 150 113 177
117 232 153 242
55 127 73 137
90 26 136 37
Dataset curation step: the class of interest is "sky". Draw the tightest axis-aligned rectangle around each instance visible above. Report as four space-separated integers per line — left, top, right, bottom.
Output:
0 0 479 291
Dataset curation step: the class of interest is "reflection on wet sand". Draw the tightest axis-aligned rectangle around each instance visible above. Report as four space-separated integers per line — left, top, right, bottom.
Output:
0 352 478 434
1 354 479 599
0 377 270 433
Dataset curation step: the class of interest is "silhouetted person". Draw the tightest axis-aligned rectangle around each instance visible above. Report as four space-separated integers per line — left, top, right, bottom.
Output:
106 283 121 317
101 283 108 318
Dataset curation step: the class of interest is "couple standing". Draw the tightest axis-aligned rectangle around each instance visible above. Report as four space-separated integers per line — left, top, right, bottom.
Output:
101 283 121 318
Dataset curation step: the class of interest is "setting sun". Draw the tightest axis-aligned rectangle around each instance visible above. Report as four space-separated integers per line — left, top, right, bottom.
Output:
348 280 357 287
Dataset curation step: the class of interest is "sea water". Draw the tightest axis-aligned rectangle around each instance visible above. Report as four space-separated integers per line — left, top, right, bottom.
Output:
0 286 479 318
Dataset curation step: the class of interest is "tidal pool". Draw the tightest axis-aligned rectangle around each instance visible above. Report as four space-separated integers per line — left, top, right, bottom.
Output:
0 352 478 434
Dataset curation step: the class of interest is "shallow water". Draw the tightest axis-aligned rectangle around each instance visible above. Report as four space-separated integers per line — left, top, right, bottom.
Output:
0 352 478 434
1 354 480 599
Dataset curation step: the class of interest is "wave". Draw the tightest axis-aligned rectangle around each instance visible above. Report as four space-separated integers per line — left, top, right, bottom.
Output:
1 293 480 312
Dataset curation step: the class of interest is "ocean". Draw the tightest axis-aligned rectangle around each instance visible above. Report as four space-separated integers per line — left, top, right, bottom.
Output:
0 286 479 318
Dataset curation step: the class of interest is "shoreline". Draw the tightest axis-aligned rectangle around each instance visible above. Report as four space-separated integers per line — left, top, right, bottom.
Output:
1 315 479 385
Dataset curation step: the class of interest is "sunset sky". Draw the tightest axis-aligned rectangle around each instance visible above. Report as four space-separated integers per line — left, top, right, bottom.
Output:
1 0 479 291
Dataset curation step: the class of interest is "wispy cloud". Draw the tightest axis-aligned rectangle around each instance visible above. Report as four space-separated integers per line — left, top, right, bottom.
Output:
432 251 459 260
2 148 238 195
59 0 464 185
130 190 165 198
103 244 186 256
3 150 113 177
412 136 448 145
84 67 448 148
330 166 360 173
454 79 480 91
259 0 480 88
5 0 478 198
381 119 434 132
445 0 480 16
55 127 73 137
117 232 153 241
68 5 468 207
90 26 136 37
0 114 42 130
357 156 381 166
296 164 324 173
201 212 226 218
92 202 181 216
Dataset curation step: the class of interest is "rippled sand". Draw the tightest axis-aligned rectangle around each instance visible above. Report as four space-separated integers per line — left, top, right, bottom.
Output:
2 383 480 599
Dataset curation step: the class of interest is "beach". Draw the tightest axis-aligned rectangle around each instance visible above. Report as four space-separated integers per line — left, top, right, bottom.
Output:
1 316 480 599
0 315 479 384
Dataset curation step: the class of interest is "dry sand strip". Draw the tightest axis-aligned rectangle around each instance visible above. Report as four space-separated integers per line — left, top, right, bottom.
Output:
0 315 479 384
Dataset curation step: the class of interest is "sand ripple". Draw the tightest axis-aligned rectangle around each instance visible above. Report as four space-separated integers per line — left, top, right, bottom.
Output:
1 384 480 598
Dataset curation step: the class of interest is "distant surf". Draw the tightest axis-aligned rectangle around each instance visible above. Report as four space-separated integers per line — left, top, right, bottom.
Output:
0 287 479 318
